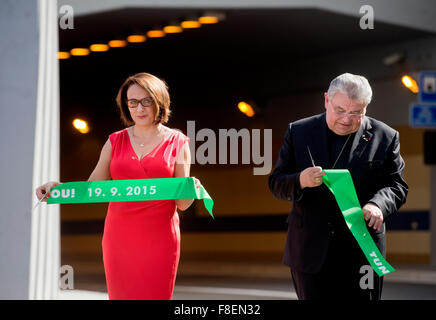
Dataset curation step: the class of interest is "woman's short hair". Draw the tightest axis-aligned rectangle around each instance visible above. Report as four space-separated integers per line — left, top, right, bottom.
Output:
327 73 373 106
116 72 171 126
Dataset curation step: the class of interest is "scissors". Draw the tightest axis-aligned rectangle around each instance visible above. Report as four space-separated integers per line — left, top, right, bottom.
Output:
307 146 316 167
32 192 47 211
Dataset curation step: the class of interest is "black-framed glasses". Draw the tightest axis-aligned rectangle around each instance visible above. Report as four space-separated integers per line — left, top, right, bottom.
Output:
329 100 366 119
126 98 154 108
332 108 365 119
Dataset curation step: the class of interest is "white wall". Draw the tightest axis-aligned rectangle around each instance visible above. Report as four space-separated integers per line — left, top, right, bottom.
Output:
0 0 60 300
0 0 39 299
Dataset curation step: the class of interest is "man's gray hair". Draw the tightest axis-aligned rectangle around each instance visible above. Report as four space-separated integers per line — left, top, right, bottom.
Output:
327 73 373 106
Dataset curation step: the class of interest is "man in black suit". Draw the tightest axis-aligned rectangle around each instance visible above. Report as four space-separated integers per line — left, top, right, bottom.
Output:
268 73 408 300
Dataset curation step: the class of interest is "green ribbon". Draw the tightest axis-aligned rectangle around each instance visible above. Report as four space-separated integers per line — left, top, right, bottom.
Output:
322 169 395 277
46 177 214 219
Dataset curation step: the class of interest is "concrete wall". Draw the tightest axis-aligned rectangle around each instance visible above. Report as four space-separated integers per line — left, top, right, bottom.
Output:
59 0 436 33
0 0 38 299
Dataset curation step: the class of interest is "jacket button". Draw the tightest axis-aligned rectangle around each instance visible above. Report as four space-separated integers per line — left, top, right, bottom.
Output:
328 222 334 235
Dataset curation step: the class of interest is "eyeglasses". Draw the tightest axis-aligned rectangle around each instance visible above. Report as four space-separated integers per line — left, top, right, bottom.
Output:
126 98 154 108
331 107 365 119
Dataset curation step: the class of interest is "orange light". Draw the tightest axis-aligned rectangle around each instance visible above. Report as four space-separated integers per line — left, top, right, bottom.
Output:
72 119 89 134
70 48 90 56
58 51 70 59
181 20 201 29
127 35 146 43
199 16 219 24
147 30 166 38
402 75 419 93
108 40 127 48
238 102 255 117
163 25 183 33
89 44 109 52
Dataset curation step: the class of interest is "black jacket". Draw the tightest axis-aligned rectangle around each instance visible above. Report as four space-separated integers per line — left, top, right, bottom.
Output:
268 113 408 273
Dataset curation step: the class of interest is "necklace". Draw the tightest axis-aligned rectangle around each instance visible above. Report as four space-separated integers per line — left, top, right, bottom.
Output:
332 134 352 169
132 125 163 148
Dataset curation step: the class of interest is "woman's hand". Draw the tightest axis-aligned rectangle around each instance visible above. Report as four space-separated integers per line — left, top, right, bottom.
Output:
35 181 60 202
193 177 201 189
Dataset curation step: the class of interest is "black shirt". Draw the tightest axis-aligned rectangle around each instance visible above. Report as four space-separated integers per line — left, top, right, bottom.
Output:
326 127 356 169
325 127 361 237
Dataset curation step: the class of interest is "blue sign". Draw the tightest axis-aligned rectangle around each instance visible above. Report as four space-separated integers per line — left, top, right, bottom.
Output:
419 71 436 103
410 104 436 128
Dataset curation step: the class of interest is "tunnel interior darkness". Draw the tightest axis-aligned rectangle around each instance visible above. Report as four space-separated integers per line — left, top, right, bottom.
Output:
58 7 433 229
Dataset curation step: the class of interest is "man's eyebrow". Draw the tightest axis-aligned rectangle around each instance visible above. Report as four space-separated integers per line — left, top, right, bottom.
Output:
350 106 366 112
335 105 365 113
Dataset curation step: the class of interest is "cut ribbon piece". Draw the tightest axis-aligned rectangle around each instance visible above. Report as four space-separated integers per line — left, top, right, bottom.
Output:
322 169 395 277
46 177 214 219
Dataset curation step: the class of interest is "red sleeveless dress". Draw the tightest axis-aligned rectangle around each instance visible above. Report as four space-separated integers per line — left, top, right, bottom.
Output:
102 127 188 300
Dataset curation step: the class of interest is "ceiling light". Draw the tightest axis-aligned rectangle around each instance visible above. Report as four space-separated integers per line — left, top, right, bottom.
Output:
163 25 183 33
127 35 146 43
402 75 419 93
58 51 70 59
198 16 219 24
181 19 201 29
89 44 110 52
199 11 225 24
383 52 405 66
70 48 90 56
73 118 89 134
147 29 166 38
108 40 127 48
238 101 255 117
199 16 219 24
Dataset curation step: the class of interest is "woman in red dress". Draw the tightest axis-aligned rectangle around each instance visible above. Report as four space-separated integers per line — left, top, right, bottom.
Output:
36 72 199 299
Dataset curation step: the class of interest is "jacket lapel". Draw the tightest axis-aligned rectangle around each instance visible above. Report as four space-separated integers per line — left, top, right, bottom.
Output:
348 116 373 164
308 113 330 169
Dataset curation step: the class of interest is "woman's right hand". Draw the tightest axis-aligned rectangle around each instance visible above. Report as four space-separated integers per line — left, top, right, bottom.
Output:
35 181 60 201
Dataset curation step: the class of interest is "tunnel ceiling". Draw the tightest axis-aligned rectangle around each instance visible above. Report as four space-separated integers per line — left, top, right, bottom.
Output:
58 8 435 143
60 8 433 58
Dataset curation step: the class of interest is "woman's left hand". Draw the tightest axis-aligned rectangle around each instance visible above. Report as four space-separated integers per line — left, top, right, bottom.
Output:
193 177 201 189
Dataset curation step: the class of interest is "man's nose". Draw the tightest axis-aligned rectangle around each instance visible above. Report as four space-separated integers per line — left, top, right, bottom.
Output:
342 114 354 121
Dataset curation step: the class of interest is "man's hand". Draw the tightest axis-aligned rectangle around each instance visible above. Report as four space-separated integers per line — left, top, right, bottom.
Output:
363 203 384 231
299 166 326 189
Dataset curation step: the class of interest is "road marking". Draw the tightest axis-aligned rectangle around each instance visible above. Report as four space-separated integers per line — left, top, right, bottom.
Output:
57 290 108 300
56 287 298 300
174 285 297 299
